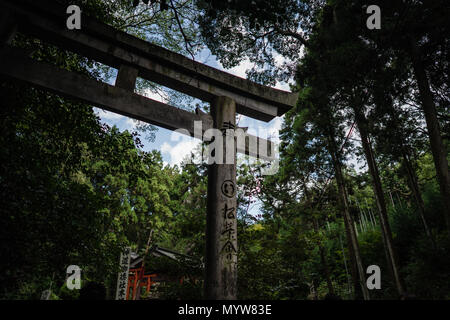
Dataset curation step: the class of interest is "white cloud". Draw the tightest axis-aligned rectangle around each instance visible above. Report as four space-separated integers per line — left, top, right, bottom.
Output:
160 132 199 166
94 108 126 121
266 116 283 143
142 88 169 103
94 107 140 131
125 117 139 130
223 58 254 79
275 82 290 90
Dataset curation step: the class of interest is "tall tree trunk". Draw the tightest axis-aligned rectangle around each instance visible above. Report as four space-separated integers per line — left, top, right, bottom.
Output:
401 148 436 248
338 231 352 297
313 218 335 295
353 108 406 297
303 184 336 296
409 38 450 231
343 211 359 299
343 194 360 299
384 104 435 247
328 136 370 300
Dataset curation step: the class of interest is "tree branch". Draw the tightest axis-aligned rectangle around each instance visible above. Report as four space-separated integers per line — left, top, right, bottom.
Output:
273 25 309 48
169 0 195 60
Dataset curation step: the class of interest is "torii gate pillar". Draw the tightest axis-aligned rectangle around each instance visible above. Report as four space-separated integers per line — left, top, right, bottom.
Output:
205 96 238 299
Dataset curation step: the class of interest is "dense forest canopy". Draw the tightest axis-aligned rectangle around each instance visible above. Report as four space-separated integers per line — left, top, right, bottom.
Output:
0 0 449 300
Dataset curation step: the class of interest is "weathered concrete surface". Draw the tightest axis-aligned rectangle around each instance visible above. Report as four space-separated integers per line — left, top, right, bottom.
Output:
0 0 296 121
0 46 275 160
0 47 212 135
205 96 238 300
115 65 139 91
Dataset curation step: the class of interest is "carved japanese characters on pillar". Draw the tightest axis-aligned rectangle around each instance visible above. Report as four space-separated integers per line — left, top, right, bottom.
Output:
205 96 238 299
221 203 237 263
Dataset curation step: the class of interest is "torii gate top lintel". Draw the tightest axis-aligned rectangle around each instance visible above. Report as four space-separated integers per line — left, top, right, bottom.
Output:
1 0 296 122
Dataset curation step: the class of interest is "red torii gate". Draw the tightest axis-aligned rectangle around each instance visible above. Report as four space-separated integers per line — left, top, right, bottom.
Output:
125 247 196 300
127 269 157 300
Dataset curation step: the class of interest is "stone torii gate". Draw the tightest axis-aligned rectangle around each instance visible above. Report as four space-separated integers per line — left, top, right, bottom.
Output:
0 0 296 299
